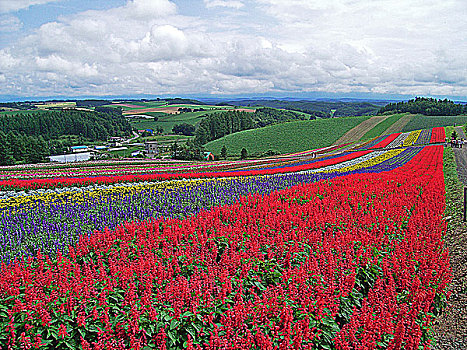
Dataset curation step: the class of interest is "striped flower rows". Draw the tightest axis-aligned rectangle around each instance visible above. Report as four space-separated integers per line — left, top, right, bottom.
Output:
1 146 426 265
0 145 449 349
414 128 432 145
385 132 409 148
403 130 422 146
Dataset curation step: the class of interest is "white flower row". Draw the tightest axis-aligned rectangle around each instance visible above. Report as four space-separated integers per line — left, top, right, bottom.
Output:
385 132 410 149
300 150 387 174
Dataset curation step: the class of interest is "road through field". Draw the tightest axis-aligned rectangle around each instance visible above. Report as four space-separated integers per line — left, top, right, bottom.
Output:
432 140 467 349
333 115 388 145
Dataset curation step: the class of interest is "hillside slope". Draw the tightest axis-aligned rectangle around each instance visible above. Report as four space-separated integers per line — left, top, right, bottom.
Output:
401 115 467 132
333 115 389 145
383 114 414 134
204 116 369 155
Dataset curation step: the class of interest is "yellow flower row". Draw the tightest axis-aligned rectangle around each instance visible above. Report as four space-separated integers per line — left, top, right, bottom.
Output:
403 130 422 146
323 149 405 173
0 178 215 210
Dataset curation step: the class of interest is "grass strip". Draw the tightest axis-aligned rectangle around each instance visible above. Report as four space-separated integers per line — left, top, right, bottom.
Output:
360 113 404 141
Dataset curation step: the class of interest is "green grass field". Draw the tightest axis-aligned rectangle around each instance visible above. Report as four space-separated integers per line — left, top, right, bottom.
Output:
401 115 467 132
204 116 369 156
132 135 192 145
360 113 406 141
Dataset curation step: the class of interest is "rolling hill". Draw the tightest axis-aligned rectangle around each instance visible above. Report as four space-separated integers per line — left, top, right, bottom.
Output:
204 116 370 155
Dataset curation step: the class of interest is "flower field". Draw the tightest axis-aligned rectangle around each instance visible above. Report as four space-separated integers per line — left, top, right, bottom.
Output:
0 128 451 349
0 128 444 191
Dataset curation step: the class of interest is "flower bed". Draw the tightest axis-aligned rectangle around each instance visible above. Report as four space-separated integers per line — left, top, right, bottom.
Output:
403 130 422 146
371 133 400 149
414 129 432 145
0 145 449 349
430 127 446 143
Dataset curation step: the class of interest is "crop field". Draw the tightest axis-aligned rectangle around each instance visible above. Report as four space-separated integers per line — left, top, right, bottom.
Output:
107 102 169 110
0 127 453 349
131 110 254 134
333 115 389 145
132 135 191 143
119 103 252 116
205 117 370 155
129 111 209 133
360 113 406 141
35 102 77 109
401 114 467 132
383 113 414 134
127 105 255 133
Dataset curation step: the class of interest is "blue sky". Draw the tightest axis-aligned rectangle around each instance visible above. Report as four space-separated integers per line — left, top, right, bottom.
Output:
0 0 466 101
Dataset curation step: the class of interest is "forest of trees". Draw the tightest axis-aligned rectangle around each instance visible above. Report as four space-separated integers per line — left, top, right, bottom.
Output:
194 111 254 145
378 97 467 116
192 108 319 145
171 140 206 161
0 110 132 165
172 123 195 136
0 132 48 165
251 107 310 127
0 110 131 141
94 106 123 116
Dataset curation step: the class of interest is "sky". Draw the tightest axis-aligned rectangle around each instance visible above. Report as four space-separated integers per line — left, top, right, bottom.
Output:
0 0 466 101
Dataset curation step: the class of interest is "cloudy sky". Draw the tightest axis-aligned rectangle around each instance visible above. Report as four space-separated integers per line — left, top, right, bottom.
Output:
0 0 466 100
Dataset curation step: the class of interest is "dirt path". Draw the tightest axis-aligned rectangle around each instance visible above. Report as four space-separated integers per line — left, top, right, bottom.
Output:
382 113 413 134
432 222 467 349
452 127 467 185
432 144 467 349
333 115 389 145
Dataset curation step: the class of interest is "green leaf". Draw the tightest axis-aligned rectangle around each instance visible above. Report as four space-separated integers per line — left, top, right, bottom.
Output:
170 319 180 330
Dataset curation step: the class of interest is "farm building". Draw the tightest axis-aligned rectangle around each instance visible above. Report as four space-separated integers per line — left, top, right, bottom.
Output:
49 152 92 163
70 145 89 153
145 141 159 158
108 136 123 147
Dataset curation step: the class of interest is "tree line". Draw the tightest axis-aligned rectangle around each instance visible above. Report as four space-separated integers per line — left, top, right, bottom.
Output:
0 110 131 141
378 97 467 116
0 110 132 165
0 132 48 165
170 108 312 160
194 111 255 145
171 108 315 147
251 107 310 127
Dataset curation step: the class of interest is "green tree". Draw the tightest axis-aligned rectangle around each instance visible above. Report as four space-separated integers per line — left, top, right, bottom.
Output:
25 136 48 163
7 131 26 162
0 132 14 165
221 145 227 160
452 130 458 140
240 147 248 160
172 123 195 136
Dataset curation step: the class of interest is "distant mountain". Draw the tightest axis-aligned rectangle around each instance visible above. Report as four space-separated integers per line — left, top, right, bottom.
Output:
218 99 383 118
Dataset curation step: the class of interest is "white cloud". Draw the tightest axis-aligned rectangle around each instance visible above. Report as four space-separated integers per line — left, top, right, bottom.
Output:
0 0 466 98
0 14 22 31
204 0 245 9
0 49 19 69
0 0 61 13
124 0 177 19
